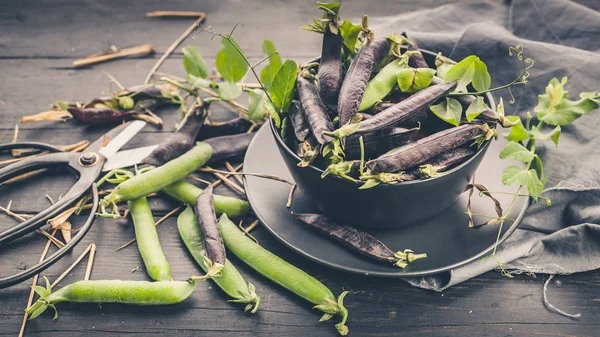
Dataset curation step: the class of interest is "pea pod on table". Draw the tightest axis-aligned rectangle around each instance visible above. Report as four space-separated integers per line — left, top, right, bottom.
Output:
25 279 196 320
178 206 260 312
142 105 207 166
218 214 350 336
189 185 225 279
197 116 252 140
204 132 255 165
101 142 213 214
161 180 251 218
128 197 172 281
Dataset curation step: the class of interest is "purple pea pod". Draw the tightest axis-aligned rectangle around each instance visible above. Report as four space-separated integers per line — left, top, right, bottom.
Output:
337 37 391 128
297 74 334 145
143 105 207 166
193 185 225 279
294 213 426 268
366 123 493 173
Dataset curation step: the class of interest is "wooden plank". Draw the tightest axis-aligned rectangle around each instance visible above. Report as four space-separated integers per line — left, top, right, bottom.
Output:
1 1 600 336
0 57 265 130
0 214 599 336
0 0 456 58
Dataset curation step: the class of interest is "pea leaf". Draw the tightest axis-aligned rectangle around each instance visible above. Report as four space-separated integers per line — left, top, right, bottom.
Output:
32 285 50 298
339 20 361 53
217 81 242 101
534 155 547 186
317 1 340 14
503 115 529 142
535 77 600 126
472 59 491 92
465 96 489 122
414 68 436 90
28 302 48 320
396 69 416 93
502 166 529 186
182 46 209 78
526 169 544 201
187 74 213 89
499 141 534 163
530 125 561 147
501 166 544 201
248 89 268 122
259 39 282 90
280 116 290 139
216 37 249 83
429 97 462 126
397 68 436 93
267 101 281 128
54 101 71 111
443 55 478 92
269 60 298 113
435 54 455 79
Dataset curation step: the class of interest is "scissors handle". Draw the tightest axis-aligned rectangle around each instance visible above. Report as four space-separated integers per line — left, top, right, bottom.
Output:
0 184 99 289
0 146 104 245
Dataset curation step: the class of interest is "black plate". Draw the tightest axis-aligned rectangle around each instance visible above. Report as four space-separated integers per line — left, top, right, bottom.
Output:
243 124 529 277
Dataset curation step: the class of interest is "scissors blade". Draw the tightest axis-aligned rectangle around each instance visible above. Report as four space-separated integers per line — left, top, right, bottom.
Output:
102 145 158 172
97 120 147 159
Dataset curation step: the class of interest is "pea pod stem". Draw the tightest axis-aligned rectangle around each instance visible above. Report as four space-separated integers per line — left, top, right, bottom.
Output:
178 206 260 313
218 214 350 335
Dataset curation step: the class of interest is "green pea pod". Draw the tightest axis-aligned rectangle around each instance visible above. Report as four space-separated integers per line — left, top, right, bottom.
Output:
218 214 350 336
25 279 196 320
358 59 407 111
178 206 260 313
162 181 251 217
102 142 213 209
397 68 436 93
128 197 171 281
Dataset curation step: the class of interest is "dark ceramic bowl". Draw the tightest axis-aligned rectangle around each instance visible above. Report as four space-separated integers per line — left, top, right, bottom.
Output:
272 49 495 229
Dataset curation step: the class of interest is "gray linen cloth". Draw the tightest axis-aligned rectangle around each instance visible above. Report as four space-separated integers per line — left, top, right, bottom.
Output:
370 0 600 291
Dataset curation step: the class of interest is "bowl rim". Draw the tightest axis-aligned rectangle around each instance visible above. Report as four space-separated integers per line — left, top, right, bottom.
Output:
271 48 497 187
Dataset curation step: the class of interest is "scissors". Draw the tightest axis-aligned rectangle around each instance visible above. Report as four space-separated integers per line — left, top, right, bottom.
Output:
0 120 149 288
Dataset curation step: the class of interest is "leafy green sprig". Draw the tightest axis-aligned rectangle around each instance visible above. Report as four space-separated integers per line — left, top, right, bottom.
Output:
484 77 599 275
174 23 301 124
430 44 534 126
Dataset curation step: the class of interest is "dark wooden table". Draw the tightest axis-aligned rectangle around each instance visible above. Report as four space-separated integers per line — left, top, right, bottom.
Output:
1 1 599 336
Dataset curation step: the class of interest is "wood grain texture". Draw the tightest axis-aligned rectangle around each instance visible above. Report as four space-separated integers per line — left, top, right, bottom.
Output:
1 0 599 336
